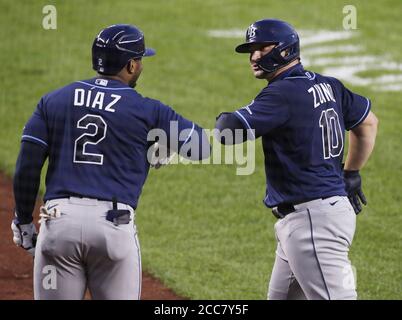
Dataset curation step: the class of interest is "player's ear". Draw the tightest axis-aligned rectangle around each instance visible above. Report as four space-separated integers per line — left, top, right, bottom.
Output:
127 59 141 74
126 60 135 74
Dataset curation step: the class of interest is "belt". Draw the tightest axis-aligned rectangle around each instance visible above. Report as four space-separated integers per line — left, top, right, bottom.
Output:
48 196 135 212
272 196 333 219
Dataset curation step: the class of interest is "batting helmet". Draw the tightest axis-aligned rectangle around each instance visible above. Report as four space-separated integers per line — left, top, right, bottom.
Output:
235 19 300 73
92 24 155 75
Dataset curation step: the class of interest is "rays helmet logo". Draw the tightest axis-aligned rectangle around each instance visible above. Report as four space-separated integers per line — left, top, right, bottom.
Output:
247 24 257 41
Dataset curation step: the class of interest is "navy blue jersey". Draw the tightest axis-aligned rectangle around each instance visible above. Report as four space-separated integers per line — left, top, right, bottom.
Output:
22 78 203 209
233 64 371 207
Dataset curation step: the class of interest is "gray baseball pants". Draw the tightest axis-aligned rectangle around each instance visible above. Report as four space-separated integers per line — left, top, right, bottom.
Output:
268 196 357 300
33 197 141 300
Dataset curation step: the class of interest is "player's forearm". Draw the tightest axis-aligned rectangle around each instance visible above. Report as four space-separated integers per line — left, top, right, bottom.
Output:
344 112 378 171
13 142 47 223
215 112 247 145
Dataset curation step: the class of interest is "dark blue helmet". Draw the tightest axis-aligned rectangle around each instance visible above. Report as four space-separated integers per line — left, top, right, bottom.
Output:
92 24 155 75
235 19 300 73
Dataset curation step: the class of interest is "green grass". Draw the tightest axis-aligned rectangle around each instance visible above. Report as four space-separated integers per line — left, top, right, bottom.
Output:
0 0 401 299
356 69 402 78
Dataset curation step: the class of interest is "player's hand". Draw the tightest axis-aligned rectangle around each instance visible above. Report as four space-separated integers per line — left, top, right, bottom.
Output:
150 142 175 169
11 218 37 256
343 170 367 214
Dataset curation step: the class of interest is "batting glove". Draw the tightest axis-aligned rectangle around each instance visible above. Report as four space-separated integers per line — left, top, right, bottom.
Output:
11 218 37 256
343 170 367 214
39 205 61 224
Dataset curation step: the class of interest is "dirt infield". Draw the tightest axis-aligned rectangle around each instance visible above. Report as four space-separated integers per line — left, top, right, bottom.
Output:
0 172 183 300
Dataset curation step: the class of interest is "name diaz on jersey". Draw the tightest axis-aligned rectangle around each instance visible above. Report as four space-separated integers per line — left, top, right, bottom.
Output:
73 88 121 113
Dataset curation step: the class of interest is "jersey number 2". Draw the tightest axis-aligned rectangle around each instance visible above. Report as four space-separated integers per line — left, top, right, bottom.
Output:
319 108 343 159
73 115 107 165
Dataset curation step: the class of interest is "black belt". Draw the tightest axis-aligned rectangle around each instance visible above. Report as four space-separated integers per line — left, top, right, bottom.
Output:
272 196 334 219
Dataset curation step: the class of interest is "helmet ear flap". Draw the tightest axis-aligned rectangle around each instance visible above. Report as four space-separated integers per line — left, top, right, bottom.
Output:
256 47 285 73
256 36 300 73
280 47 291 58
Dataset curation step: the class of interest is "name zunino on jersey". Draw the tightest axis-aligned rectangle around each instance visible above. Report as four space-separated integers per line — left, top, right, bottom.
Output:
307 83 336 108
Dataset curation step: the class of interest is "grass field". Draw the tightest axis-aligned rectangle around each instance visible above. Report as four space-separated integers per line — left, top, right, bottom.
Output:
0 0 401 299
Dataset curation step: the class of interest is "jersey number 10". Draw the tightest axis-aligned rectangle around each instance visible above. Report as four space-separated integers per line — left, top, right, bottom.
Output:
319 108 344 159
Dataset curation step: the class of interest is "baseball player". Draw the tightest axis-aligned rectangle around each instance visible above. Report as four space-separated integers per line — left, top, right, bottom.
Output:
11 24 210 300
215 19 378 299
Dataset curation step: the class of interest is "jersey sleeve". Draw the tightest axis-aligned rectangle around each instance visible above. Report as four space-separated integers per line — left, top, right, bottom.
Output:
21 97 49 149
338 81 371 130
154 101 198 153
233 87 290 139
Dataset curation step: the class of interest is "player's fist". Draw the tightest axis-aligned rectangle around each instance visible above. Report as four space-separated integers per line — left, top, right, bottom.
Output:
149 142 175 169
343 170 367 214
11 218 37 256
